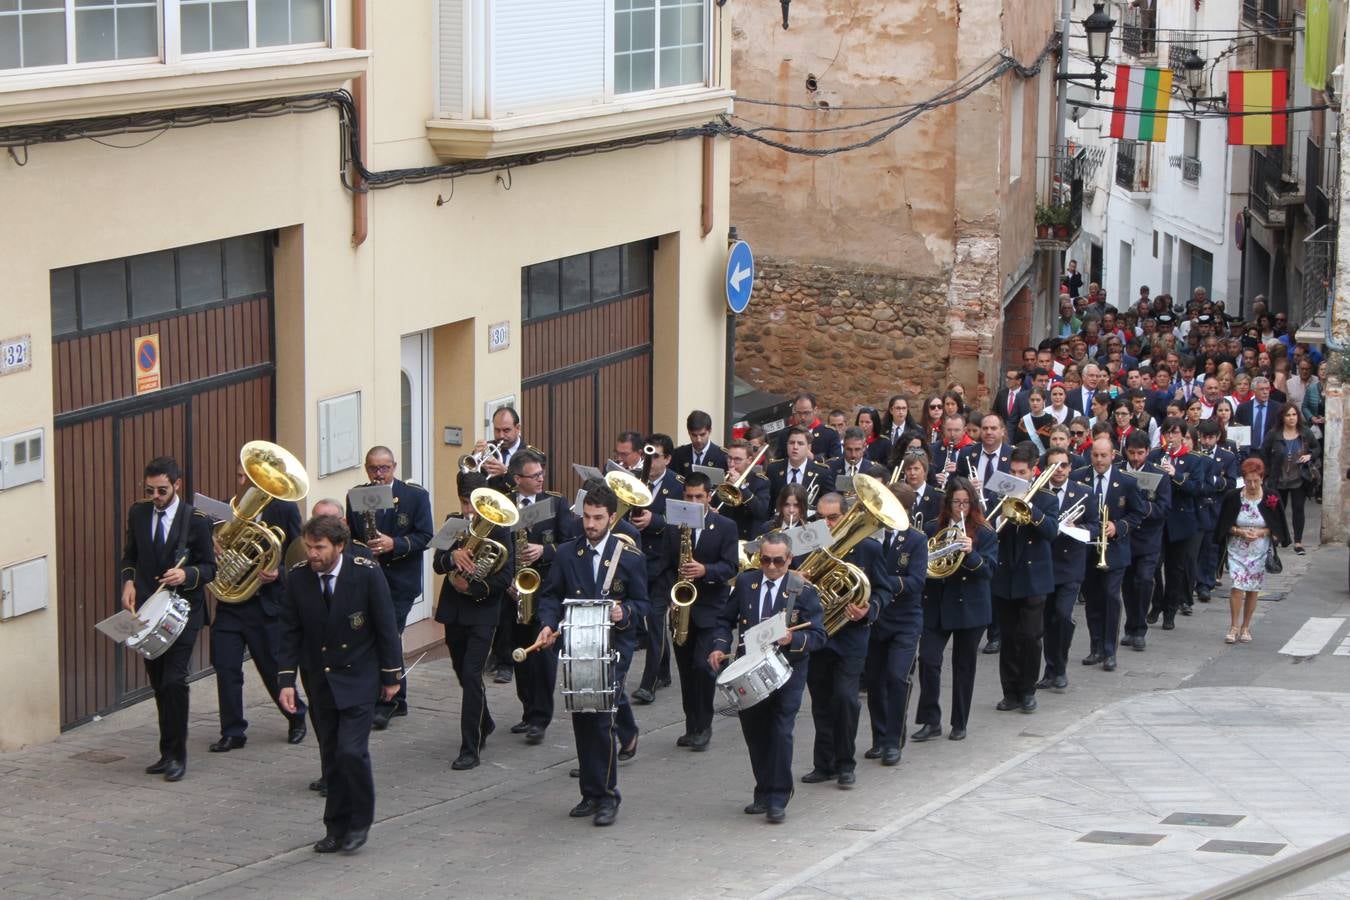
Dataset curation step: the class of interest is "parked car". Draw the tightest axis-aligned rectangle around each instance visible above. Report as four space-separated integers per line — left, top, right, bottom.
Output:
731 376 792 441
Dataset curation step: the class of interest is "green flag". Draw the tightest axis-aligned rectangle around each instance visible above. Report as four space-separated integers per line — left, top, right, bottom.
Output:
1306 0 1329 90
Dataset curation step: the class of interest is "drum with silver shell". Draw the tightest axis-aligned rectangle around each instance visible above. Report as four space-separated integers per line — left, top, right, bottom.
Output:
125 587 192 660
715 647 791 713
560 599 617 713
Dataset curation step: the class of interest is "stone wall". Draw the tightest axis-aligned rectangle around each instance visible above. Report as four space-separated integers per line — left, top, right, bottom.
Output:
735 258 952 412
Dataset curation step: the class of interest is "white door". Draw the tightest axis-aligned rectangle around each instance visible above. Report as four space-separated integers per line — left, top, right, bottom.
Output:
400 332 433 625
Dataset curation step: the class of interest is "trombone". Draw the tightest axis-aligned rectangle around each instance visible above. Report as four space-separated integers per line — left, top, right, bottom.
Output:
990 463 1058 533
715 444 770 508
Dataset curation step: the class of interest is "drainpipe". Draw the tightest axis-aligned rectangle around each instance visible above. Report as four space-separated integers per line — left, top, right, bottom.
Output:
351 0 369 247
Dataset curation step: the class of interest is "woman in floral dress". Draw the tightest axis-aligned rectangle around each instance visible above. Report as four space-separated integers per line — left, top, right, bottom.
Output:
1216 458 1290 644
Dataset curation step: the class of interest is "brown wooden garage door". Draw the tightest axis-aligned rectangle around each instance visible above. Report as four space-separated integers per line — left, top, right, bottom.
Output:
51 234 276 728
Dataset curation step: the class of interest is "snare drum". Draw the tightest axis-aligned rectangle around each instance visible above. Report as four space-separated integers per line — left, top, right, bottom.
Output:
560 599 617 713
126 588 191 661
715 648 791 713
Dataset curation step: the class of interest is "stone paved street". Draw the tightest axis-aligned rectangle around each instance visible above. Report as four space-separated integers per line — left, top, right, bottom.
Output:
1 527 1347 898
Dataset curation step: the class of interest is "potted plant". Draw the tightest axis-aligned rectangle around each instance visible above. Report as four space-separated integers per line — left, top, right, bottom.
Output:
1035 204 1053 239
1051 203 1072 239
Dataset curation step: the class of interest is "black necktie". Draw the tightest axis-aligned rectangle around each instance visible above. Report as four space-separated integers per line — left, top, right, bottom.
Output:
983 453 995 484
154 511 166 551
695 451 703 467
1253 404 1264 446
322 573 334 608
760 580 776 621
1095 474 1105 500
791 468 800 485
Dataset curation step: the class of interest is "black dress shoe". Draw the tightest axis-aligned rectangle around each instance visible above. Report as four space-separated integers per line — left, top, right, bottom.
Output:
1146 609 1161 625
313 835 341 853
569 768 581 778
982 640 1002 654
657 676 672 688
309 779 327 795
593 805 617 827
340 828 368 853
525 726 545 745
1119 635 1135 648
765 807 787 824
632 688 655 705
1196 590 1212 603
1052 675 1068 691
1081 652 1103 666
881 749 902 766
1179 606 1193 617
1102 656 1117 671
288 720 307 744
391 705 408 718
1035 675 1055 690
451 752 479 771
801 769 835 784
837 771 856 789
569 799 598 818
689 730 711 752
479 719 495 751
1132 635 1146 651
675 733 692 748
1162 618 1176 630
510 721 531 734
145 758 169 775
996 697 1019 712
371 707 393 731
493 666 513 684
209 735 246 753
948 728 966 741
618 737 638 762
911 724 942 742
1020 695 1037 713
863 746 883 759
744 801 767 815
163 760 186 782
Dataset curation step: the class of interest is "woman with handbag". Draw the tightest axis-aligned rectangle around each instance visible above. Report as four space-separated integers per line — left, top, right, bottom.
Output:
1216 458 1291 644
1260 405 1320 555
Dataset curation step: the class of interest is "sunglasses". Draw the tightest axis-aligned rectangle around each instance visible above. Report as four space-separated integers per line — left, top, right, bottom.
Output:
760 555 790 566
929 403 942 410
144 486 172 496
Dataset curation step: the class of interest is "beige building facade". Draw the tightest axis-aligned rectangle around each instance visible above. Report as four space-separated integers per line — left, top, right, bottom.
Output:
0 0 735 748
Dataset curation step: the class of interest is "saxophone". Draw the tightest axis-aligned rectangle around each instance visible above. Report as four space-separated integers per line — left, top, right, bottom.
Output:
511 524 540 624
670 525 697 646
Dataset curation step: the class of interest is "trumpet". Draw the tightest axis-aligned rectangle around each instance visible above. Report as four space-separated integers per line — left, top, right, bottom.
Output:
966 456 986 513
670 525 697 646
459 439 505 474
715 444 770 508
1095 493 1110 569
926 512 966 579
1058 494 1087 528
990 462 1059 533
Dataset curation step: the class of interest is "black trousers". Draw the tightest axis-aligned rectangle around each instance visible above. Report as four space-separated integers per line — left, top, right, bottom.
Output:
671 623 718 736
864 627 920 752
445 622 496 758
211 602 305 738
807 646 865 774
738 663 807 808
1083 566 1125 657
1162 534 1201 616
492 593 516 670
1196 529 1220 591
1125 551 1160 636
1041 581 1080 678
996 594 1046 699
145 622 201 763
916 626 983 731
613 643 638 750
572 709 620 808
1280 486 1307 542
512 620 558 728
638 609 671 692
377 601 412 714
310 690 376 837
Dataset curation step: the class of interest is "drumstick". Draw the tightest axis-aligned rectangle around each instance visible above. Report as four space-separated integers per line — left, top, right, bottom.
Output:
158 554 189 584
512 636 548 663
787 621 813 632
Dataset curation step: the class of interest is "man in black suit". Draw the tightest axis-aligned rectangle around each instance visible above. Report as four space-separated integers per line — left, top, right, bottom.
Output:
829 428 889 485
962 412 1014 652
671 410 729 478
536 483 650 827
209 463 308 753
660 472 739 750
632 433 682 703
1066 362 1103 414
346 446 433 728
710 533 827 824
992 367 1026 425
766 426 835 514
775 392 842 461
1037 447 1098 693
1235 377 1283 458
279 515 403 854
120 456 217 782
434 471 513 771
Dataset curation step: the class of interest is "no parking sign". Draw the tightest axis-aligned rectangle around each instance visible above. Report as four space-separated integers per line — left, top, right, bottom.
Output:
134 333 161 395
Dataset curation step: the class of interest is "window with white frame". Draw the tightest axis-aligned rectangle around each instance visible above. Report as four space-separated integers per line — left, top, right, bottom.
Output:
614 0 705 94
0 0 327 71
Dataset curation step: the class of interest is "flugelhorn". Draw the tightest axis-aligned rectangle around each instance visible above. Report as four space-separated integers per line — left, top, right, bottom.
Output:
458 439 505 474
715 444 769 508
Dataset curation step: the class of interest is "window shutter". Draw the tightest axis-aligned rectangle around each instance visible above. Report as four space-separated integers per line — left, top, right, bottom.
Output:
490 0 606 117
438 0 465 117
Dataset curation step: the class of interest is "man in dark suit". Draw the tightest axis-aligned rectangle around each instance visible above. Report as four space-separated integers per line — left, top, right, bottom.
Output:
1038 447 1097 692
632 433 683 703
659 472 738 750
209 463 308 753
775 392 843 461
671 410 729 478
1192 420 1237 603
505 449 579 743
897 452 943 530
1120 432 1170 650
961 414 1012 654
1147 421 1206 631
829 428 889 486
710 533 827 824
1065 362 1103 414
1073 437 1144 671
346 446 433 729
120 456 217 782
536 483 650 827
992 367 1026 426
1235 377 1283 457
716 438 771 540
434 471 513 771
766 426 835 515
278 514 403 854
802 492 895 787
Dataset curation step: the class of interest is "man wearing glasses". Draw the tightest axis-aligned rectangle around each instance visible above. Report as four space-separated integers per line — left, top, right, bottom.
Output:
346 446 433 730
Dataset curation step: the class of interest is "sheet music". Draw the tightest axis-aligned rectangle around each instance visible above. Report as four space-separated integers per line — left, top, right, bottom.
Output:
835 475 854 495
1123 469 1164 494
984 470 1029 497
94 610 146 643
1059 524 1091 544
787 519 833 556
743 612 787 657
1227 425 1252 447
192 493 232 523
513 499 552 532
664 499 708 529
571 464 604 484
691 464 727 485
430 516 470 551
348 483 394 513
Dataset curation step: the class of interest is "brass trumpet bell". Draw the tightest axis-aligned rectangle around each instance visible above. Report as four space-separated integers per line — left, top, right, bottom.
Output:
210 441 310 604
470 488 520 528
605 470 653 518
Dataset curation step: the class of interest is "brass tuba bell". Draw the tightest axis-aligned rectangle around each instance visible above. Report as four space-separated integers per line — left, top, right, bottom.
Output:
210 441 310 604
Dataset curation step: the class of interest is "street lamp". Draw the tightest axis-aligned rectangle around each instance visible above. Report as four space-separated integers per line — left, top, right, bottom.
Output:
1056 2 1117 99
1180 47 1226 110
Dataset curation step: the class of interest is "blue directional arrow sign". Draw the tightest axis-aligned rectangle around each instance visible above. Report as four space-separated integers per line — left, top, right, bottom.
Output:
725 240 755 314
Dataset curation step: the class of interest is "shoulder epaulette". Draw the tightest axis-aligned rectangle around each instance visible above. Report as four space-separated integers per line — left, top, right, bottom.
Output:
620 542 644 556
354 556 377 568
545 490 564 499
291 559 308 569
192 508 210 518
672 473 685 483
526 444 546 456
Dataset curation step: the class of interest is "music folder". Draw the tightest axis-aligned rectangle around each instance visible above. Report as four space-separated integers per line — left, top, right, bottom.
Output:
691 464 727 485
1123 469 1164 495
664 499 707 529
192 493 232 523
430 516 470 551
348 483 394 513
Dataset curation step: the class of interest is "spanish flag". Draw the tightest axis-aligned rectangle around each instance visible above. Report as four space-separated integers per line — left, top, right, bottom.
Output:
1227 70 1288 146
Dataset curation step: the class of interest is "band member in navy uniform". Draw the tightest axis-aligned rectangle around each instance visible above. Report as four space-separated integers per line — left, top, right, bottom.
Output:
898 452 943 529
535 483 650 827
775 392 843 461
991 443 1059 713
661 472 738 751
1074 437 1145 671
1192 420 1236 603
913 478 997 742
767 426 835 514
961 414 1013 655
278 515 403 854
1119 432 1169 649
631 433 682 703
210 463 308 752
830 427 889 485
863 484 928 764
434 472 513 771
1038 447 1098 692
800 492 894 787
718 439 771 540
120 456 217 782
346 445 433 729
1149 418 1207 627
671 410 729 478
710 532 827 823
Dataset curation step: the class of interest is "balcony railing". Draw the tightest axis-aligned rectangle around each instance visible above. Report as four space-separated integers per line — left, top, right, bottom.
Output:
1242 0 1260 26
1035 148 1087 245
1260 0 1295 29
1307 136 1337 229
1115 141 1153 194
1121 7 1158 59
1182 156 1201 183
1250 146 1287 225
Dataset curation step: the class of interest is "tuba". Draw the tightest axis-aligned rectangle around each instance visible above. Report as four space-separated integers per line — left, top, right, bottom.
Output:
715 444 770 508
798 474 908 635
926 512 967 580
511 519 540 624
210 441 310 604
605 470 653 519
455 488 519 588
670 525 697 646
990 463 1059 533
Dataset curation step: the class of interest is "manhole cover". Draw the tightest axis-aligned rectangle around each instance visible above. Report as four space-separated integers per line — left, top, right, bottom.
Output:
1077 831 1166 847
1162 813 1245 828
71 750 125 764
1198 840 1285 856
